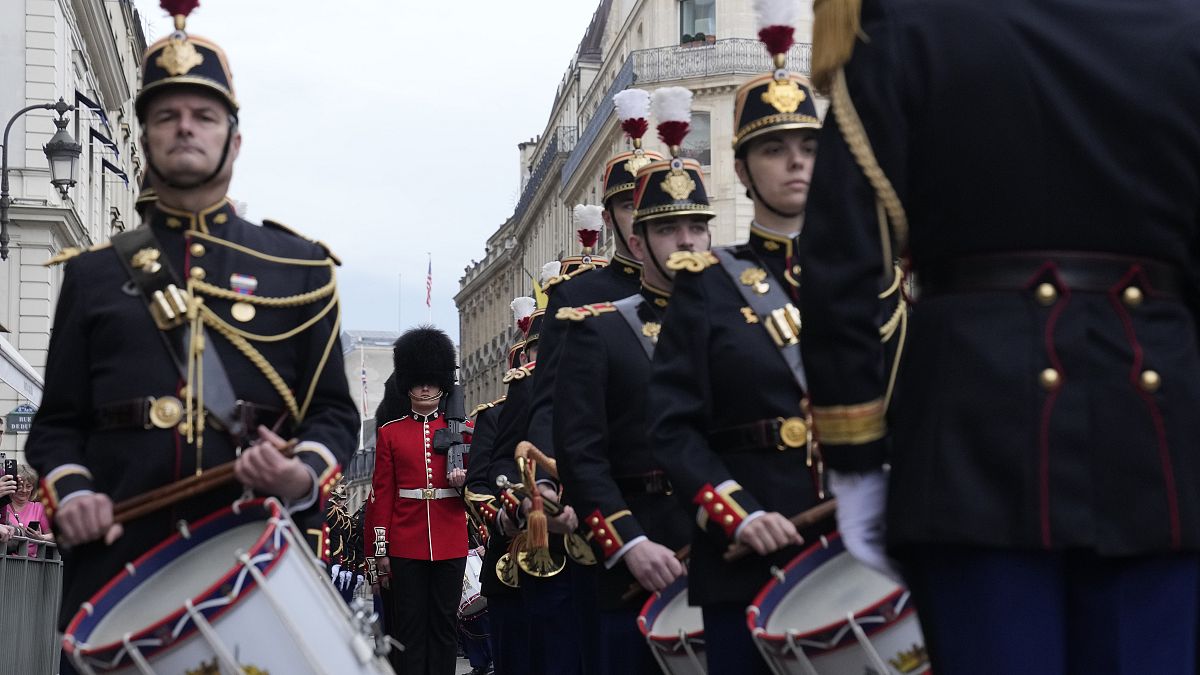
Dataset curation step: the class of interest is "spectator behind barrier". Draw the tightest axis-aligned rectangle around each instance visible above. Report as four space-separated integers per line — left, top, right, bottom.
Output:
4 465 54 556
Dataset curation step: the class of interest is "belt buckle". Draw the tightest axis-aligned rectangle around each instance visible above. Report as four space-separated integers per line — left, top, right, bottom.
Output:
423 487 435 500
147 396 184 430
777 416 808 450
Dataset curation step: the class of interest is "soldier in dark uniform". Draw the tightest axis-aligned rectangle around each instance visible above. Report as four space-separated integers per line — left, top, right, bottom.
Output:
25 1 357 643
798 0 1200 672
465 311 532 675
365 327 471 675
552 99 713 672
643 23 902 669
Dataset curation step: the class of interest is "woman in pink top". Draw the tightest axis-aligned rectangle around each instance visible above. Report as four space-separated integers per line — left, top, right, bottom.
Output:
4 465 54 556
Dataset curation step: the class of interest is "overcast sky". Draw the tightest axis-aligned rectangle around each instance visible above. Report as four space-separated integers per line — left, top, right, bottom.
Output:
132 0 603 343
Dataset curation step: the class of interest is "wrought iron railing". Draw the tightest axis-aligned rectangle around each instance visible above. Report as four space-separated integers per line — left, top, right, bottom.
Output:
633 38 811 83
1 537 62 674
513 126 577 225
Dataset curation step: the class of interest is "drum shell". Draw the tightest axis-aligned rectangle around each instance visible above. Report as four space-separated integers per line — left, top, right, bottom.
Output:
637 575 707 675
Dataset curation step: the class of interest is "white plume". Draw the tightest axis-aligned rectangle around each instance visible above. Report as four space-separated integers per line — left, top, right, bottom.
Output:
510 297 536 322
573 204 605 233
613 89 651 122
539 262 562 286
651 87 693 124
754 0 798 29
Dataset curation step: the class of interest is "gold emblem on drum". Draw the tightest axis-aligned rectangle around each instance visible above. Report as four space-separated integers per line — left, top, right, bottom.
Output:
148 396 184 429
186 659 269 675
778 417 808 449
888 643 930 673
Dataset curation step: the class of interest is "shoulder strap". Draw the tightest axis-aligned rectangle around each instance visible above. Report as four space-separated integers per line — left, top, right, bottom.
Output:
612 294 656 360
711 247 807 392
110 228 247 439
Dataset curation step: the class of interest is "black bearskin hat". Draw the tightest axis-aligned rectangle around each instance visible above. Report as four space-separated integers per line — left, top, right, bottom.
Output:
392 325 457 396
374 373 404 425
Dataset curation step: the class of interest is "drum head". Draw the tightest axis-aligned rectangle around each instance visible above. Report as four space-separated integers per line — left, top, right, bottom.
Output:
638 575 704 641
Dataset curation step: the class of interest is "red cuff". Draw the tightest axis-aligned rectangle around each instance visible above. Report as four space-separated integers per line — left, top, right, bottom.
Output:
693 483 748 538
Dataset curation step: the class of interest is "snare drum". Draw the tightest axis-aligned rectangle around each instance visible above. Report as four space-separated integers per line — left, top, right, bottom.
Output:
459 547 487 617
637 575 707 674
63 498 393 675
747 533 929 675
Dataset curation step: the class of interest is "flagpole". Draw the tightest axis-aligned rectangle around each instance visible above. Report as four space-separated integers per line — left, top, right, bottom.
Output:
398 272 402 331
426 252 433 324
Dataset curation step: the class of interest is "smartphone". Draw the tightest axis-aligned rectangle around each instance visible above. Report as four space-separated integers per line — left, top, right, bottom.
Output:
27 521 40 532
2 459 15 478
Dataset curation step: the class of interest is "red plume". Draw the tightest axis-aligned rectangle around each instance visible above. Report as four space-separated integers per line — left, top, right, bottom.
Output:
620 118 649 141
160 0 200 17
517 317 532 335
577 229 600 249
657 121 690 149
758 25 795 57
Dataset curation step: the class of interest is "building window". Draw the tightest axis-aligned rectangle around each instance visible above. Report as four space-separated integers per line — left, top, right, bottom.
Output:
680 111 711 166
680 0 716 44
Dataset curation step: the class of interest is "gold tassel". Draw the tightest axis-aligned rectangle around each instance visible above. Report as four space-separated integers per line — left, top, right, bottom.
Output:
522 455 549 550
811 0 863 92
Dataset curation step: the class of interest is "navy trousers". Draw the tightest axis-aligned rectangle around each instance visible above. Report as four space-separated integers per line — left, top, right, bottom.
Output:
701 603 771 675
901 546 1199 675
597 606 660 675
520 571 583 674
486 593 530 675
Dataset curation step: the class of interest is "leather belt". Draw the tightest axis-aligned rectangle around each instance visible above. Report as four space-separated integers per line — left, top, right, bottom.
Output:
913 251 1186 299
708 417 809 453
398 488 459 500
614 471 673 496
94 398 283 432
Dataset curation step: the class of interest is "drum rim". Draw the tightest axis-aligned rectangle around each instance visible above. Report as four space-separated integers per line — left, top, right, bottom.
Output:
63 498 288 665
636 574 704 643
745 532 911 652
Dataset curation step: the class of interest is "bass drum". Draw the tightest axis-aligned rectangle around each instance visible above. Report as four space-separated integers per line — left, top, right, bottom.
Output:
63 498 392 675
637 575 706 674
747 533 930 675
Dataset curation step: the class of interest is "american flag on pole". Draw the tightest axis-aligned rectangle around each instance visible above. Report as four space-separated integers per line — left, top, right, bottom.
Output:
359 343 369 415
425 255 432 308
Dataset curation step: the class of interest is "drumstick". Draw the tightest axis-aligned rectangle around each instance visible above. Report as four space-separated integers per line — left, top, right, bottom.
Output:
619 543 692 603
722 499 837 563
113 439 298 524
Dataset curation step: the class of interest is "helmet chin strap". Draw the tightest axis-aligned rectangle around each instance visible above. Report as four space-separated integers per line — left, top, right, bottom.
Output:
637 224 674 283
744 163 805 219
145 117 237 191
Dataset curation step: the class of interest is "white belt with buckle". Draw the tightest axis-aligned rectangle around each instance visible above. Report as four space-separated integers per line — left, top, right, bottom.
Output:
398 488 458 500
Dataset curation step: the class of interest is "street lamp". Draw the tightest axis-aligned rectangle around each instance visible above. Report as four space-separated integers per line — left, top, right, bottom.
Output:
1 97 81 261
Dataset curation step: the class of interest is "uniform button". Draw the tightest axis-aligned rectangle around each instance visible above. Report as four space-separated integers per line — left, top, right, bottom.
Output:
190 243 206 257
166 217 183 228
713 503 725 513
597 528 606 536
722 515 735 525
1123 286 1144 308
604 539 613 548
189 267 206 280
1039 368 1061 391
702 491 714 502
1034 283 1057 306
1140 370 1161 393
590 516 601 526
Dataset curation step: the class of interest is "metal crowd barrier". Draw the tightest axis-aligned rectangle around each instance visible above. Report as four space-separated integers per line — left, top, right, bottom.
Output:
1 536 63 674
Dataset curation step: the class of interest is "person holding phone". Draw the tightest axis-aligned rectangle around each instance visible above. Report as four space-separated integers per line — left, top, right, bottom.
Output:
3 465 53 556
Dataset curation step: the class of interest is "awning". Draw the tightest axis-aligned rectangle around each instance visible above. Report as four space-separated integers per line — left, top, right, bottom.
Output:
0 336 43 405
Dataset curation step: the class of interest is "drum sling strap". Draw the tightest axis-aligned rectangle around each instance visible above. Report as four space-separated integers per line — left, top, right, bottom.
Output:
612 294 657 360
110 227 246 439
712 246 807 392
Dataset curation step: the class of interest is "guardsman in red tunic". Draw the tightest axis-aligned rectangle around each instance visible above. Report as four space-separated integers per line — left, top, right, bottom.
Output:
365 327 471 675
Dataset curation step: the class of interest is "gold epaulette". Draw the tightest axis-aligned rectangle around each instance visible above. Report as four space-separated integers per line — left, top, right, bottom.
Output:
666 250 718 273
502 365 535 384
555 302 617 322
545 264 599 289
469 395 507 417
43 242 112 267
263 219 342 266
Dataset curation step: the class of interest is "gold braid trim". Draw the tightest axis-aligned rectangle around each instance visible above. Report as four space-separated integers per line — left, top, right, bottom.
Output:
189 230 335 267
201 307 301 420
190 276 336 308
200 293 337 343
298 296 341 421
811 398 887 445
832 68 909 252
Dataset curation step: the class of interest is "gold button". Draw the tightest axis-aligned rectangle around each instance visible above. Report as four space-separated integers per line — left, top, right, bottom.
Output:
713 503 725 513
190 243 206 257
1039 368 1061 390
604 539 613 548
590 517 600 526
213 213 228 224
189 267 206 280
166 217 182 228
723 515 735 525
177 421 191 435
1035 283 1057 306
1140 370 1161 393
703 491 714 502
1123 286 1144 308
597 528 606 536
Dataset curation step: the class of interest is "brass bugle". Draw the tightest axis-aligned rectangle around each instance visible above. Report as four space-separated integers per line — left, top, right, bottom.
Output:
495 475 565 516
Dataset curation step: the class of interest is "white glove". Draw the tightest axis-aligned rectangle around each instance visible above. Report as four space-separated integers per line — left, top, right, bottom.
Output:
828 469 902 584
